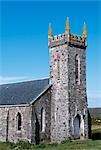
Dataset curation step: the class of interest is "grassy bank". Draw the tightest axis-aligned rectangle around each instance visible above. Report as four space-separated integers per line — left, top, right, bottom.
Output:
92 124 101 140
0 139 101 150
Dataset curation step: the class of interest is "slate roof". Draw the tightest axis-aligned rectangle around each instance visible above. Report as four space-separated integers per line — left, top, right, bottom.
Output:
0 78 50 105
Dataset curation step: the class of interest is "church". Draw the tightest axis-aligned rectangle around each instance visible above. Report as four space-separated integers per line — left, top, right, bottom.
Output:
0 18 89 144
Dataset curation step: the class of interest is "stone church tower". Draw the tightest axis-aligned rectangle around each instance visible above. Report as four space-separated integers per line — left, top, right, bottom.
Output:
48 18 88 142
0 17 89 144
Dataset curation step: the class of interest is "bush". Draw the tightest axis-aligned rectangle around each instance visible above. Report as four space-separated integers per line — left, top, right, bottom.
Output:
36 143 46 148
49 142 58 147
61 138 72 144
16 140 32 149
92 117 101 126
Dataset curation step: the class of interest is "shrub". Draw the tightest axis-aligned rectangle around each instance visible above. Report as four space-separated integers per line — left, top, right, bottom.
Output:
49 142 58 147
16 140 32 149
35 143 46 148
61 138 72 144
92 117 101 126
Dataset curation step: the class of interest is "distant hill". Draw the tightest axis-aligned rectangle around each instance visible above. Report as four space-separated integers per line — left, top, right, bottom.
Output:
88 108 101 118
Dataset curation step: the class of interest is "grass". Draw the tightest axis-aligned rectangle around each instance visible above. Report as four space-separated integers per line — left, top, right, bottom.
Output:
0 139 101 150
92 125 101 130
91 118 101 140
92 124 101 140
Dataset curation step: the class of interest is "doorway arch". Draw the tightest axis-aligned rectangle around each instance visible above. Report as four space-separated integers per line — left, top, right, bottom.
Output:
73 114 81 139
35 113 40 145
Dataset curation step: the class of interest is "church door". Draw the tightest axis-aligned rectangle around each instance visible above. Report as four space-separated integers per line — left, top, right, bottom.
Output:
35 115 40 145
73 114 80 139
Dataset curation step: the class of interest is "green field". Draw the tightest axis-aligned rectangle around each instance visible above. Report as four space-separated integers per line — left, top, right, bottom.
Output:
91 117 101 140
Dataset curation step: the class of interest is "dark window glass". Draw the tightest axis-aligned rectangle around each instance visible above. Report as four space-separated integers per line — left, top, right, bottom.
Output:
75 54 79 83
17 112 21 131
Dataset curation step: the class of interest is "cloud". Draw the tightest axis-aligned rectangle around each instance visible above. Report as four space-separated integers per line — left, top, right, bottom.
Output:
0 76 28 84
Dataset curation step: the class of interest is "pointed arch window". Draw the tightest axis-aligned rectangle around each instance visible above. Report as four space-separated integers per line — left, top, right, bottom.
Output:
75 54 80 84
41 108 45 132
17 112 21 131
57 53 60 80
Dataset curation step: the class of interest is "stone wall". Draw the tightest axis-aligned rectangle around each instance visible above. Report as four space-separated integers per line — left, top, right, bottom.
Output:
31 88 51 144
0 105 32 142
49 32 88 141
68 46 88 139
49 44 70 142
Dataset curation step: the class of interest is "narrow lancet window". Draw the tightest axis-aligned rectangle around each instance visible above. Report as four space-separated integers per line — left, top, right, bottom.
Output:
41 108 45 132
17 112 21 131
57 53 60 80
75 54 80 84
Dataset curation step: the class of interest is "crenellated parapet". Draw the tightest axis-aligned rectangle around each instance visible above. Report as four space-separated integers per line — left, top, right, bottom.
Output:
48 18 87 48
69 34 87 48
